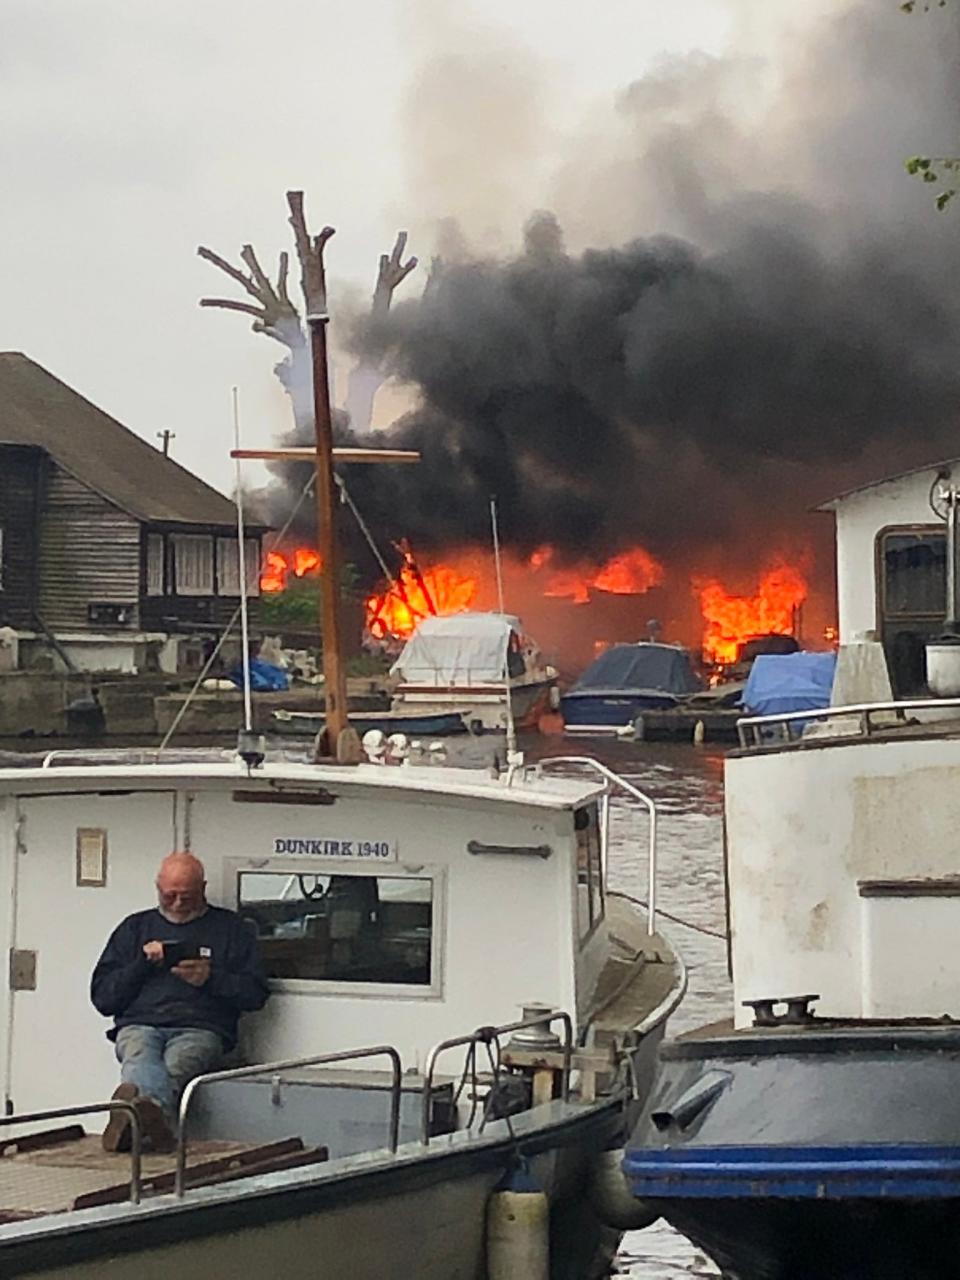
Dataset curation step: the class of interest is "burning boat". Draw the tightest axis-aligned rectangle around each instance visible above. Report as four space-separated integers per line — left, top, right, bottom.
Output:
561 642 703 734
621 459 960 1279
388 611 558 733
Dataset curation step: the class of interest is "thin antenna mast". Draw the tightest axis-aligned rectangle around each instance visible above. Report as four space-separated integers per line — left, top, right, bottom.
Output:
489 496 518 762
233 386 254 735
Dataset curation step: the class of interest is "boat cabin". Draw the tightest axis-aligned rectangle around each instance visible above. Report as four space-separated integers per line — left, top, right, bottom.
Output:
0 756 618 1117
725 455 960 1029
820 458 959 696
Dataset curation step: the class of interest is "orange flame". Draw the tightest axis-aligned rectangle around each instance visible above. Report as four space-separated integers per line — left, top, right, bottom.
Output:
532 545 664 604
260 545 323 593
365 563 478 640
697 561 808 665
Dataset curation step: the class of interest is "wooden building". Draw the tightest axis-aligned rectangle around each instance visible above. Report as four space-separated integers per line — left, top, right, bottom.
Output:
0 352 268 672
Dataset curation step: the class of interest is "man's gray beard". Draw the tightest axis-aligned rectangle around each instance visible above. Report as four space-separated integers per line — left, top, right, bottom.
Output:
158 903 208 925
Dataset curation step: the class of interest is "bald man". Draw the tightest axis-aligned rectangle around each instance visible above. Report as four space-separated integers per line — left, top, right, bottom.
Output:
91 852 269 1152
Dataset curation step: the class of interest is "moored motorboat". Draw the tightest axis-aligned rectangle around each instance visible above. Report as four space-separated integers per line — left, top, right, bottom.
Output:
0 745 684 1278
561 642 702 734
272 706 470 737
389 611 558 733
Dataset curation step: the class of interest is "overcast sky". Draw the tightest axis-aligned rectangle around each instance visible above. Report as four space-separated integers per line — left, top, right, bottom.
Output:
0 0 879 493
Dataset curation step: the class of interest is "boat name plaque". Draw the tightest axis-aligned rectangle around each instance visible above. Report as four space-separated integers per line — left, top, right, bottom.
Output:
272 837 398 862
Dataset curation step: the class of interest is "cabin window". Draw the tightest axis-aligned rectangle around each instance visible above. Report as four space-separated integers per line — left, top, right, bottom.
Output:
880 530 946 618
238 870 434 985
172 535 214 596
146 534 165 596
217 537 261 597
575 804 604 943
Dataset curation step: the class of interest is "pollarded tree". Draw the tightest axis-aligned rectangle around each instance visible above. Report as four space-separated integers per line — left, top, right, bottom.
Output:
198 225 417 433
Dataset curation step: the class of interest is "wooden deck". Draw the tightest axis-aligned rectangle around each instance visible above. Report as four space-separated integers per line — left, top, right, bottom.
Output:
0 1126 327 1222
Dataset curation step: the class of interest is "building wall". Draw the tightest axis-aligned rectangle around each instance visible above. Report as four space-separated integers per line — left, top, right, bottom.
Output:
36 466 141 630
834 466 951 641
0 445 42 628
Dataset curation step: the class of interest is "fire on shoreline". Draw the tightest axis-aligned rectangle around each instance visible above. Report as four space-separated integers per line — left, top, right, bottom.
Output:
697 561 808 665
261 546 322 593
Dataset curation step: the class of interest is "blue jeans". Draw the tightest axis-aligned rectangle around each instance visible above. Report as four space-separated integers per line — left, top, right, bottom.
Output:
115 1026 223 1124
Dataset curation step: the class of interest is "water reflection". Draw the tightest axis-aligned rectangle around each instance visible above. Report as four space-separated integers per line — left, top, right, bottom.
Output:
531 737 729 1278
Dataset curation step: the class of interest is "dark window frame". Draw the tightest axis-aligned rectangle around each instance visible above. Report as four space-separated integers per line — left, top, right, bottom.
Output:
875 524 947 624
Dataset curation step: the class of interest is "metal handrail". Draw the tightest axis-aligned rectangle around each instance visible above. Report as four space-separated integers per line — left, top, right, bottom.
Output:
537 756 659 935
420 1010 573 1145
175 1044 402 1197
0 1101 142 1203
736 695 960 749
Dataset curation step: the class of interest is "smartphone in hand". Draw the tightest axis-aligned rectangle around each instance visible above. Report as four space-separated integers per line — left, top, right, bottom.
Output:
161 940 200 969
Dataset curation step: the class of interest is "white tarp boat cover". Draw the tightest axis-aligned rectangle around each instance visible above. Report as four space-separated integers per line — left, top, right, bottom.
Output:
391 612 521 685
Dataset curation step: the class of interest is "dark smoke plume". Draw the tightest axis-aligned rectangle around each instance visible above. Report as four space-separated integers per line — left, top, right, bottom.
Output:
340 206 960 562
264 0 960 585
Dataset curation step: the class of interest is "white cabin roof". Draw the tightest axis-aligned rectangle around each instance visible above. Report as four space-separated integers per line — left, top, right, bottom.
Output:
816 456 960 511
0 757 603 811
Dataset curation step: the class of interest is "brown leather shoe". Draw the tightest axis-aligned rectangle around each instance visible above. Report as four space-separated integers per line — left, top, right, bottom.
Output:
102 1083 138 1153
135 1095 176 1154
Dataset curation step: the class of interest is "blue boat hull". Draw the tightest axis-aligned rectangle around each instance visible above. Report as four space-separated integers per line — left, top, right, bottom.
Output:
623 1022 960 1279
560 691 682 730
622 1196 960 1280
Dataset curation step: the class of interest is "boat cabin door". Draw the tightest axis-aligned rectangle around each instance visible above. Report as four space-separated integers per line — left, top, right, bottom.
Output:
876 526 946 696
5 791 178 1116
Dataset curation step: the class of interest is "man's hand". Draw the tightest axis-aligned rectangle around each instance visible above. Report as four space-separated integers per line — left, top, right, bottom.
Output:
143 941 165 965
172 957 211 987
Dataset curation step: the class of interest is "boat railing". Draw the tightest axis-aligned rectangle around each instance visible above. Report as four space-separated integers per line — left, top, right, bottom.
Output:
175 1044 402 1197
0 1099 143 1204
537 757 658 935
736 696 960 750
420 1010 573 1145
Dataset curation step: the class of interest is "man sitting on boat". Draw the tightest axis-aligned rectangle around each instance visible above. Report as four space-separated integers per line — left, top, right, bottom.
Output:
90 851 269 1152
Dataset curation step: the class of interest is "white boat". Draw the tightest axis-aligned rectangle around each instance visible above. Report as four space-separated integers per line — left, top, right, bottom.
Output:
623 459 960 1279
0 745 684 1278
389 611 559 733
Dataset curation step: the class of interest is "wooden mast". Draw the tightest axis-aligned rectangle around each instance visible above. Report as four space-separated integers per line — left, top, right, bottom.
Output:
286 191 352 760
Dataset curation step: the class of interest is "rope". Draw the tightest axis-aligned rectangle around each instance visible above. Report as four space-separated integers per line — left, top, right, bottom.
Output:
157 473 317 752
609 889 727 941
334 473 396 585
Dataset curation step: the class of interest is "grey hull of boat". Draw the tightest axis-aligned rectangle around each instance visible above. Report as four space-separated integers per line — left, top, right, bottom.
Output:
2 1098 633 1280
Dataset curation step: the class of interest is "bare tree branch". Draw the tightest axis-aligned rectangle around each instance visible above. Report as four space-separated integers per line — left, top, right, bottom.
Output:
197 242 304 350
372 231 418 317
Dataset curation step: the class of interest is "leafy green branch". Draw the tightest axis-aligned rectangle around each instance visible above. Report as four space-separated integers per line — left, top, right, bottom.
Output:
905 156 960 211
901 0 955 207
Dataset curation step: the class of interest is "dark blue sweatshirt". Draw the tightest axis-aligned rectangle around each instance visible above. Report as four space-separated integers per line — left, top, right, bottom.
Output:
90 906 269 1049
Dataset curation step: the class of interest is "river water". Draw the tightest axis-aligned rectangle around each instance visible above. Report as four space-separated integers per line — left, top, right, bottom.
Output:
532 734 730 1279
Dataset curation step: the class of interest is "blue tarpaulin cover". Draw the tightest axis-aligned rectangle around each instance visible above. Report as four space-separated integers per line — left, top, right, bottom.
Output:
742 652 837 717
571 643 702 695
227 658 290 692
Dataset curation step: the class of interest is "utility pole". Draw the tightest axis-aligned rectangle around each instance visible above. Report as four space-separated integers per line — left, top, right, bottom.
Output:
156 429 176 457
